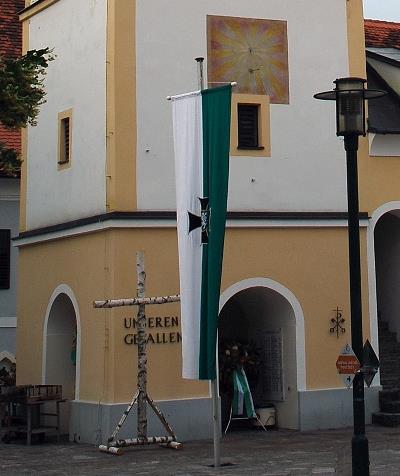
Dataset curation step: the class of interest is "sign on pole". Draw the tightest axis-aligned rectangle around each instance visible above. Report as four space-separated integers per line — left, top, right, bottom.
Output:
336 343 360 389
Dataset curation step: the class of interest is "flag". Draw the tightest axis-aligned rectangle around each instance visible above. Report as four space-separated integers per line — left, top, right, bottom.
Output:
172 85 232 380
232 367 256 418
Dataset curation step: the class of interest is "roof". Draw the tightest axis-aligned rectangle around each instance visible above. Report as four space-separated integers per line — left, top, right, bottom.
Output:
367 63 400 134
365 19 400 49
0 0 24 60
367 47 400 63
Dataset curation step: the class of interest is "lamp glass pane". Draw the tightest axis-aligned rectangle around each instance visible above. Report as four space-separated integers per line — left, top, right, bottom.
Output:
336 90 364 135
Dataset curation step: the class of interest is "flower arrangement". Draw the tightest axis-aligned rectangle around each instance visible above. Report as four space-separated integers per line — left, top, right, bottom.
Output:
0 363 16 387
218 340 261 396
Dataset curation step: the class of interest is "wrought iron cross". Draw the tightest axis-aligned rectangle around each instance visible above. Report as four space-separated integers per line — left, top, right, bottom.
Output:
188 197 210 244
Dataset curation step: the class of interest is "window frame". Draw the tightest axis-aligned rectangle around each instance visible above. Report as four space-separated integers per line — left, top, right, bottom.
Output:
57 109 73 169
230 94 271 157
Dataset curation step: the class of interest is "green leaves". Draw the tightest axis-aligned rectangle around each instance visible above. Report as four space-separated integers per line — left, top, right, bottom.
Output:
0 48 54 128
0 48 54 172
0 143 21 176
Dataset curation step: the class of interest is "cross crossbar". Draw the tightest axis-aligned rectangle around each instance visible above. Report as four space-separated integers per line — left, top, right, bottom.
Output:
93 294 180 309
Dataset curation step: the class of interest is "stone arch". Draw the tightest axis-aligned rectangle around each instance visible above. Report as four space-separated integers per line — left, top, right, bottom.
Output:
42 284 81 400
218 278 306 429
219 277 306 391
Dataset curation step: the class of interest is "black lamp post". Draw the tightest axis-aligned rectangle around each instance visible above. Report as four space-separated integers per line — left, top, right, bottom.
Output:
314 78 386 476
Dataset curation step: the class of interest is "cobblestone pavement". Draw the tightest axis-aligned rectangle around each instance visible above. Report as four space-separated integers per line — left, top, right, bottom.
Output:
1 425 400 475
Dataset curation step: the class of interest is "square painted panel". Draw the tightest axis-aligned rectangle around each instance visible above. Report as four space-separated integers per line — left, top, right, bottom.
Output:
207 15 289 104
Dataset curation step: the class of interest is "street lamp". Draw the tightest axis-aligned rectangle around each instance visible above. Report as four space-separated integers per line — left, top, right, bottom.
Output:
314 78 386 476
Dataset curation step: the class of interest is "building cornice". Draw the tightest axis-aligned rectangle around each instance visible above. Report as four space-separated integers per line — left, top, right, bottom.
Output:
13 211 370 247
19 0 60 22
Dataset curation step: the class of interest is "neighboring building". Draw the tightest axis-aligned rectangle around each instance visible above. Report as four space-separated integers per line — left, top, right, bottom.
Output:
0 0 24 372
363 19 400 423
15 0 400 443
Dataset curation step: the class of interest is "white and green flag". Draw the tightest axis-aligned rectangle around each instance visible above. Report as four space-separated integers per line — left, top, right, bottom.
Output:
232 367 256 418
172 85 232 380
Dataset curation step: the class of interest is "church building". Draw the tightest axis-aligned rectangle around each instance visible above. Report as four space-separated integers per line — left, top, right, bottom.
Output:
15 0 400 443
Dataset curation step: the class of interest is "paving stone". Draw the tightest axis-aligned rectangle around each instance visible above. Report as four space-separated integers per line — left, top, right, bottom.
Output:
2 426 400 474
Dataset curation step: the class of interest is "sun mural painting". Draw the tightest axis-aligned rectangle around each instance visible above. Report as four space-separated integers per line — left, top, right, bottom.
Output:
207 15 289 104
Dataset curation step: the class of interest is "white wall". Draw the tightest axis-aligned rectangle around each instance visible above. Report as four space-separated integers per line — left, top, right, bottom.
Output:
136 0 350 211
370 133 400 157
26 0 107 229
367 58 400 96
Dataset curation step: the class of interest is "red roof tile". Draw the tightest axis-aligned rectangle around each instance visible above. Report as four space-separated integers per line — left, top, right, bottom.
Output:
0 0 24 60
0 125 21 153
365 19 400 49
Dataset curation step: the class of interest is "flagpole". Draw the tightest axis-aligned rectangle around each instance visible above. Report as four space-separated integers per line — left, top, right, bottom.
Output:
211 377 221 467
194 56 222 468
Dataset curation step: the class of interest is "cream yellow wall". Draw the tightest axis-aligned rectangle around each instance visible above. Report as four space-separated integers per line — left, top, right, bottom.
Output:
16 229 208 403
222 226 370 389
358 135 400 214
17 225 370 402
17 232 112 401
106 0 137 212
106 229 207 402
346 0 366 79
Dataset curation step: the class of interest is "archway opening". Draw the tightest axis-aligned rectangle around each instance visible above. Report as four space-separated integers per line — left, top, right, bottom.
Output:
374 211 400 389
218 285 298 430
45 293 77 433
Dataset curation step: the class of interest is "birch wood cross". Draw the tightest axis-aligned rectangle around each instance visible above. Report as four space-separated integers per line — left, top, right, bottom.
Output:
94 251 181 453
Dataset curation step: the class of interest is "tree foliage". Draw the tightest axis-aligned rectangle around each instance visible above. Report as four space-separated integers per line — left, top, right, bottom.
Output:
0 48 54 173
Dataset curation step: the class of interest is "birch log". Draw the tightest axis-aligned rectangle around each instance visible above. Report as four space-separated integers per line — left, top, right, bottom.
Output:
93 294 180 308
136 252 147 440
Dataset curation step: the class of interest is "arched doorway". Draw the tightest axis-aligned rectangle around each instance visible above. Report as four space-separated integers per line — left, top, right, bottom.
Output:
219 279 304 430
374 209 400 389
43 285 80 434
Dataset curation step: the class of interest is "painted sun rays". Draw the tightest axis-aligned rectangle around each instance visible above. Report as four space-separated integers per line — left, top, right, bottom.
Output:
207 15 289 103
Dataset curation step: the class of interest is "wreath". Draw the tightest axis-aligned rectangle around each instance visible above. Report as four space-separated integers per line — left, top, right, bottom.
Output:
218 340 261 396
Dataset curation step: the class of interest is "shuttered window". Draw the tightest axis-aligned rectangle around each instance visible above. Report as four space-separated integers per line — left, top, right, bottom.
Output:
0 230 11 290
58 109 72 168
59 117 70 164
237 104 263 149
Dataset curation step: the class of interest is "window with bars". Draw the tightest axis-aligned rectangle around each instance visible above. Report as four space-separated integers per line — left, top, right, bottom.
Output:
0 230 11 290
58 109 72 168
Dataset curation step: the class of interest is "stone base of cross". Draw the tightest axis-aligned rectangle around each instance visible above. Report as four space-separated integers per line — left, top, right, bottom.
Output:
94 251 182 455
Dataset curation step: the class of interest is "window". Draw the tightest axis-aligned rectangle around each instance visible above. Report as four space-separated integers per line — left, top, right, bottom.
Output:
238 104 261 149
0 230 11 290
230 94 271 157
58 109 72 169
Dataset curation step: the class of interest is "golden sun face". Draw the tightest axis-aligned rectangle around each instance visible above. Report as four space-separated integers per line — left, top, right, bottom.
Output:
207 15 289 104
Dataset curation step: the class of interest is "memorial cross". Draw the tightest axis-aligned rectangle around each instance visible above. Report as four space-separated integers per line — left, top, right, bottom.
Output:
94 251 181 454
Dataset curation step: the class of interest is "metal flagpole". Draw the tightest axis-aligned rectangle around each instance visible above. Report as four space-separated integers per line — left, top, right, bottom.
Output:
195 56 221 468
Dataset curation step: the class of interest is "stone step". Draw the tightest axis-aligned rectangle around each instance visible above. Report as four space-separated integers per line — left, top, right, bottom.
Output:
381 400 400 413
380 388 400 403
379 333 398 340
379 341 400 349
381 380 400 389
380 364 400 373
379 321 389 331
372 412 400 427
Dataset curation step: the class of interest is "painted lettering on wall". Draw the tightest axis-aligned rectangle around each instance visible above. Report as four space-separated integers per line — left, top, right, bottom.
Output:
123 316 181 345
